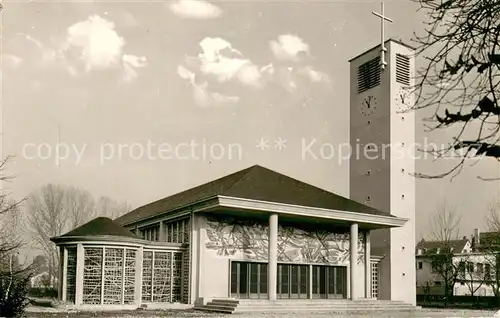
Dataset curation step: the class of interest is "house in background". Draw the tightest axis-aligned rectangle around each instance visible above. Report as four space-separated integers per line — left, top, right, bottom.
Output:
416 229 498 297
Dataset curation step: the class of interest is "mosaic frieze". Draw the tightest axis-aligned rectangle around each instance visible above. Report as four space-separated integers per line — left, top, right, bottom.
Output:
205 216 365 264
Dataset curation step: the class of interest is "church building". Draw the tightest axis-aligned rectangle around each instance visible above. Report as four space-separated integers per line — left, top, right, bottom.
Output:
51 38 417 311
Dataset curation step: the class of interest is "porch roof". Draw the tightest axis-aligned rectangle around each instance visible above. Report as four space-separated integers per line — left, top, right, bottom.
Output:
115 165 404 228
50 217 145 245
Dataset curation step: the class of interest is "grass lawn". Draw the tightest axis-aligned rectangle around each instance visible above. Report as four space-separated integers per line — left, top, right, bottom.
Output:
25 307 500 317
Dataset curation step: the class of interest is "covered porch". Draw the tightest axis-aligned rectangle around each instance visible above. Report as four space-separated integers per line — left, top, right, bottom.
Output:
191 195 408 304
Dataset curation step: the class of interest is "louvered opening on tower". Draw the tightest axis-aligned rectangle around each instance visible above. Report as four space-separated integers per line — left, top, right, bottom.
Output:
396 53 410 86
357 56 381 94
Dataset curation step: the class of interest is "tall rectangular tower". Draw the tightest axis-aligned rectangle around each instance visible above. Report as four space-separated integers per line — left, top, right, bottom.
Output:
349 39 416 305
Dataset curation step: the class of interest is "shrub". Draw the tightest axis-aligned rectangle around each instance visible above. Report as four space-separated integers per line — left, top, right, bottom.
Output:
0 272 31 318
27 287 57 299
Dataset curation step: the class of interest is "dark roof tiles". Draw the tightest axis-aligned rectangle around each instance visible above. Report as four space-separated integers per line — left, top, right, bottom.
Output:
416 239 468 254
115 165 395 226
59 217 141 239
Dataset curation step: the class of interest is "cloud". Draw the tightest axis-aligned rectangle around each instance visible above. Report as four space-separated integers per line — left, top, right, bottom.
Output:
194 83 240 107
63 15 125 71
177 65 239 107
176 36 330 105
169 0 222 19
269 34 309 62
197 37 263 87
58 15 147 81
298 66 330 83
2 54 23 68
122 55 147 82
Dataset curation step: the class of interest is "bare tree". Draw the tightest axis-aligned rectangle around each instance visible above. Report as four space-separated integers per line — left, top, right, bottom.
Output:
26 184 132 286
429 201 462 242
0 156 29 314
411 0 500 180
426 201 464 306
481 200 500 302
26 184 68 287
0 157 27 258
462 259 486 300
94 196 131 220
65 186 96 230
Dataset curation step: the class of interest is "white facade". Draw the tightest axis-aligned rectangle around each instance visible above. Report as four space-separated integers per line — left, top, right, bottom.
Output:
416 242 498 297
349 39 416 305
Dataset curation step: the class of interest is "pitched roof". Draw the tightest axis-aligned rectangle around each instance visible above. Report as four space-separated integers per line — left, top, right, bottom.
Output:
416 238 469 255
57 217 141 239
477 231 500 250
115 164 395 226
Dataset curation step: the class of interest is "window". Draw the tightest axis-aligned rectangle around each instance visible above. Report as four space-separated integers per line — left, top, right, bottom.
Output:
417 262 423 270
357 57 381 93
459 262 466 276
140 225 160 241
434 281 442 286
431 262 438 273
477 263 484 274
467 262 474 273
396 53 410 86
165 218 190 243
485 264 491 279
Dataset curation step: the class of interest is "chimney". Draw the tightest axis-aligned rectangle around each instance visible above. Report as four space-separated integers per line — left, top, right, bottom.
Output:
474 228 480 246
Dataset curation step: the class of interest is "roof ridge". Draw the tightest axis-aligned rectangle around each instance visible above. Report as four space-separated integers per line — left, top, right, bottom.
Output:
115 164 260 224
220 165 257 196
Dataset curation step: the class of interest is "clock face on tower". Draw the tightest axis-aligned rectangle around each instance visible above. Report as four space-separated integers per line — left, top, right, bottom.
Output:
395 87 410 113
360 95 377 117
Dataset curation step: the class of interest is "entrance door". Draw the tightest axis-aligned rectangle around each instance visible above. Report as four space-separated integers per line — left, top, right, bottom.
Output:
230 261 268 299
231 262 346 299
277 264 308 299
312 265 347 299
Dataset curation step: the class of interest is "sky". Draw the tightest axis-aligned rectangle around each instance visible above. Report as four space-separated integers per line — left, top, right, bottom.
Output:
2 0 499 258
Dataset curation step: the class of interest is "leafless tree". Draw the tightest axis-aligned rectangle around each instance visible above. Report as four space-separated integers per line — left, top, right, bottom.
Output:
26 184 68 287
65 186 96 230
481 199 500 301
0 156 26 259
428 201 462 242
425 201 464 305
94 196 131 220
26 184 131 285
462 259 486 300
0 156 29 308
411 0 500 180
486 200 500 231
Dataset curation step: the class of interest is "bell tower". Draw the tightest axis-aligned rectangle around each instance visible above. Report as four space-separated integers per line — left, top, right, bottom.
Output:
348 29 416 305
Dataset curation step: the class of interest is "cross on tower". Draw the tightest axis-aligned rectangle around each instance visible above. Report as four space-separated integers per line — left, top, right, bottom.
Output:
372 2 393 70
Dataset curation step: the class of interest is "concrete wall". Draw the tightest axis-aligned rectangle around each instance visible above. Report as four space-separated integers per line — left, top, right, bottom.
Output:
349 40 416 305
192 214 368 302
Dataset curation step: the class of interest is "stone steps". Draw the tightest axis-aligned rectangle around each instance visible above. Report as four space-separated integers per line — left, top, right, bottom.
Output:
194 298 421 314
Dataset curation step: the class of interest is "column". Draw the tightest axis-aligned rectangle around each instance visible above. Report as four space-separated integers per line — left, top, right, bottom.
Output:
350 223 358 300
61 247 68 302
135 247 144 306
159 222 165 241
268 213 278 300
57 246 64 300
75 243 84 306
364 231 371 299
308 265 313 299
